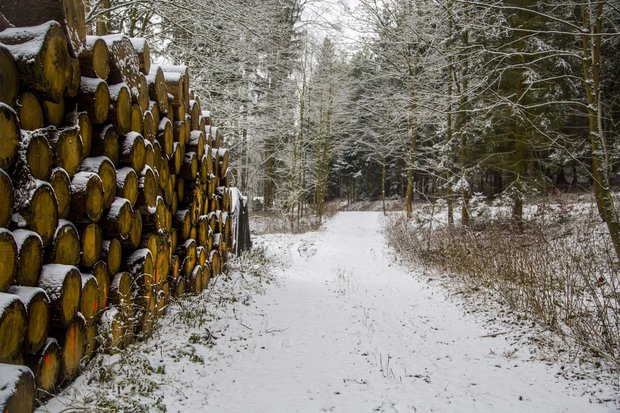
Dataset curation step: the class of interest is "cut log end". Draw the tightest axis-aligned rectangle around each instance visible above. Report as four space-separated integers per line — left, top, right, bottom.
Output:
0 103 19 170
0 364 35 413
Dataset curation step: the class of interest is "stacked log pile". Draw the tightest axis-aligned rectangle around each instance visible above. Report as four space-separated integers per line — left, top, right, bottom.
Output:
0 1 240 410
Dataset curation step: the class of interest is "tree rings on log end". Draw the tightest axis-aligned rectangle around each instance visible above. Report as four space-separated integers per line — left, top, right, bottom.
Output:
70 171 104 223
17 92 44 131
47 219 80 266
50 168 71 220
8 286 50 355
48 126 83 178
38 264 81 328
116 167 138 208
18 180 59 247
80 223 102 268
81 156 117 209
21 129 53 181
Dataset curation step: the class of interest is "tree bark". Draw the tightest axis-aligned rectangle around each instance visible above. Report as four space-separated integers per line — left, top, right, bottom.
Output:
0 44 19 107
0 103 20 170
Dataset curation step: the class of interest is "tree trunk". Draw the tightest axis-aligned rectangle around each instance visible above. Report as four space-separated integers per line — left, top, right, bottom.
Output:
79 223 102 268
80 156 117 209
91 124 118 165
50 167 71 220
0 364 35 413
15 179 59 247
0 0 86 58
0 293 26 362
17 92 44 131
77 77 110 125
0 103 20 170
12 229 43 287
108 83 132 135
25 338 60 397
0 44 19 107
69 171 104 223
0 22 71 102
48 125 83 178
46 219 80 266
8 286 49 355
38 264 81 328
80 36 110 80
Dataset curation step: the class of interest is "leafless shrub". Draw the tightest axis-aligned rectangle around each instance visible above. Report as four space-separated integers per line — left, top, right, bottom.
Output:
386 205 620 367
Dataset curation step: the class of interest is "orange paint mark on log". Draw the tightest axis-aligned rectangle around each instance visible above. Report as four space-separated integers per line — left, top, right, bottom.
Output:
45 354 51 364
92 300 98 313
71 324 75 354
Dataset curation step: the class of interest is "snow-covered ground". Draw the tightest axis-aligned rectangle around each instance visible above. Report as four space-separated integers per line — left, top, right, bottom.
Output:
40 212 619 413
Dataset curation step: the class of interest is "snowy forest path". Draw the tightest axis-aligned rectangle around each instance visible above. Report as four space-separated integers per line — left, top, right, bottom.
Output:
204 212 612 412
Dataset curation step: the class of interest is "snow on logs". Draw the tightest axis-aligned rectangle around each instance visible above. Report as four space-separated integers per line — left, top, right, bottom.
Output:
0 1 241 406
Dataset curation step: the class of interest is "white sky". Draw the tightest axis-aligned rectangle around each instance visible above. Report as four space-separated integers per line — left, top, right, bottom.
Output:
303 0 365 49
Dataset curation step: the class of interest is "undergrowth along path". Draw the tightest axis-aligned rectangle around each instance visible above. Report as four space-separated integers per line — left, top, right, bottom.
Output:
204 211 617 412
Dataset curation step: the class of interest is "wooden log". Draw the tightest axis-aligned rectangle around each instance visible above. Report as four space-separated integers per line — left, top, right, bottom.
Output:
148 101 160 129
177 239 197 278
79 223 102 268
137 74 149 113
125 248 153 284
0 293 26 362
137 166 158 209
49 167 71 220
210 250 221 276
188 264 202 294
0 0 86 58
173 120 189 146
181 151 198 181
153 237 170 284
54 313 86 381
8 286 49 355
169 142 182 175
116 167 138 208
91 124 118 165
0 22 71 102
151 140 163 170
102 35 141 102
0 169 13 228
197 215 211 249
0 364 35 413
101 240 121 277
38 264 81 328
12 230 43 287
160 64 189 108
203 260 212 289
109 271 132 312
98 307 123 350
16 92 44 131
188 130 205 160
143 110 155 143
14 179 58 247
80 36 110 80
80 274 99 323
45 96 66 127
66 111 93 160
189 100 201 131
174 209 192 243
157 117 173 156
157 280 169 316
78 77 109 125
14 130 51 183
172 275 185 298
126 208 142 250
0 103 20 170
144 141 155 169
129 38 150 75
130 103 143 135
147 66 167 113
207 125 221 149
120 131 146 173
48 125 83 178
216 148 229 179
92 260 109 314
25 338 60 398
66 57 81 98
101 197 133 240
69 171 104 223
142 196 168 233
135 284 156 339
108 82 131 135
47 219 80 266
0 44 18 107
84 320 96 360
80 156 116 209
196 245 207 267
